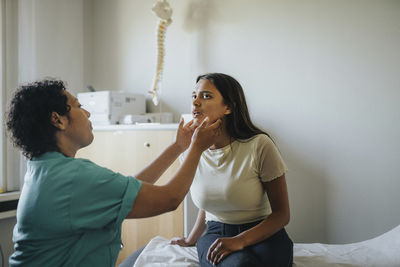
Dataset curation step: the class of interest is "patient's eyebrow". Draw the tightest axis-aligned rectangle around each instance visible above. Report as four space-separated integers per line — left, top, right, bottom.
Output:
193 90 213 95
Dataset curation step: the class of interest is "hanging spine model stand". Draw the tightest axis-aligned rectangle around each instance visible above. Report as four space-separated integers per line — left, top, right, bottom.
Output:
150 0 173 106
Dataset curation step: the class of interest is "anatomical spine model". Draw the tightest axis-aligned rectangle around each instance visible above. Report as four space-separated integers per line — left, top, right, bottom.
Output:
150 0 173 106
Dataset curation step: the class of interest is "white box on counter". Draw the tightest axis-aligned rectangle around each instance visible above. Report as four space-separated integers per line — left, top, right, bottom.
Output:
120 112 173 124
77 91 145 125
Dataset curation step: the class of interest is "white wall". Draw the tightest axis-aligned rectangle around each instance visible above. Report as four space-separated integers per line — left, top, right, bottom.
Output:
19 0 85 94
4 1 399 256
87 0 400 244
88 0 197 114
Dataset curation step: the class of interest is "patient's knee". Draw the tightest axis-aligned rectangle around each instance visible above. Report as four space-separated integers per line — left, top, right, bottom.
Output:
217 251 263 267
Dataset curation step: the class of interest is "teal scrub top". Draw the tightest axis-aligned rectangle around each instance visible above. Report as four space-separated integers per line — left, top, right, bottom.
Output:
9 152 142 267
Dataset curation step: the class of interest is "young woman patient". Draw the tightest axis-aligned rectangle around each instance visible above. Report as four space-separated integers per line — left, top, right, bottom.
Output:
171 73 293 267
125 73 293 267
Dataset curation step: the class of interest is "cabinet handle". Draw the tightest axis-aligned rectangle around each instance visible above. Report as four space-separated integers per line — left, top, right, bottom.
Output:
144 142 151 148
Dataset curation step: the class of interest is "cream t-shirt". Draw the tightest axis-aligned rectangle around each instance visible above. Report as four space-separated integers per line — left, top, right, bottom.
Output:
189 134 288 224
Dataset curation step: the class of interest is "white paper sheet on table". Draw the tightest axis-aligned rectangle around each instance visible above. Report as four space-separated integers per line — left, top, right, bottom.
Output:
133 236 199 267
293 224 400 267
133 224 400 267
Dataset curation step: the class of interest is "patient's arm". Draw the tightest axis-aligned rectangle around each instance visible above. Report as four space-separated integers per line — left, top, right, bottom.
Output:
237 174 290 245
170 209 206 246
134 119 194 184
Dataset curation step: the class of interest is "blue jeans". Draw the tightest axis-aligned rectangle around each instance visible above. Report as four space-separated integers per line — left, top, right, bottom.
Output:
118 246 145 267
196 221 293 267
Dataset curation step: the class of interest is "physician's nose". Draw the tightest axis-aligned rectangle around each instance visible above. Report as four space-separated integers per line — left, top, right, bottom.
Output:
84 108 91 117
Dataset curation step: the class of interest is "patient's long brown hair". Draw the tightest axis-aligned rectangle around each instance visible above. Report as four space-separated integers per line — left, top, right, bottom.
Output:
196 73 271 141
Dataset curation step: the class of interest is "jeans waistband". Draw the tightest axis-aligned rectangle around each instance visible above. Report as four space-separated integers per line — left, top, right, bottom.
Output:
206 220 262 236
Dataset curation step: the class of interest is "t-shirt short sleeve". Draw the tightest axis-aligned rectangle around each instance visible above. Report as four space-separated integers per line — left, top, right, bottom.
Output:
256 135 288 182
69 159 142 230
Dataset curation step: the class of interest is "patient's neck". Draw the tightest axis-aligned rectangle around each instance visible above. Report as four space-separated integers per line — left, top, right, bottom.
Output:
209 131 232 150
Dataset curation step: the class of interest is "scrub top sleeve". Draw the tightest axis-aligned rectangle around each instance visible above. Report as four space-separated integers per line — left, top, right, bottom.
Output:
116 176 142 225
70 159 142 230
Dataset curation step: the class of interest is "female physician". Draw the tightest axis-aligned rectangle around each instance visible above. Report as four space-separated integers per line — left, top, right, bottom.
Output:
6 79 221 267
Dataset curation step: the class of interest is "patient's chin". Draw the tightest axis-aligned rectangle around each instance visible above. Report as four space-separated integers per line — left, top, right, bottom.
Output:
193 117 204 127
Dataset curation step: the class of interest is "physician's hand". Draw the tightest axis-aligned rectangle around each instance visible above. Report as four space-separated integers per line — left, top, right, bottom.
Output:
191 117 222 152
169 237 196 247
207 236 244 265
174 118 195 152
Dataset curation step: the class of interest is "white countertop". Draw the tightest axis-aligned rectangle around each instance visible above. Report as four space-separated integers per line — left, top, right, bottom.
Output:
93 123 178 131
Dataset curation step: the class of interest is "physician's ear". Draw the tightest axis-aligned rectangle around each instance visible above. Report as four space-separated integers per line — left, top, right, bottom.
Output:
51 112 68 130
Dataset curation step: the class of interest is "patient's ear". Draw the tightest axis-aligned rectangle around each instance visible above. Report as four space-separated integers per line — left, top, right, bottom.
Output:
51 112 68 130
224 107 232 115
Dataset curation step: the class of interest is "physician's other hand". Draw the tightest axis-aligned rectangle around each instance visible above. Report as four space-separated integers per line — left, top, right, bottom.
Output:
174 118 195 153
191 117 221 151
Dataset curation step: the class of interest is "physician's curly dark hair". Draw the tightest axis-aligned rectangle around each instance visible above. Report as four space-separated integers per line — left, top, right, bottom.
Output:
6 79 71 159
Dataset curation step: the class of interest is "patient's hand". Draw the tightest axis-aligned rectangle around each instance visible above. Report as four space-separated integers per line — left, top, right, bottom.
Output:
169 237 196 247
207 236 244 265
